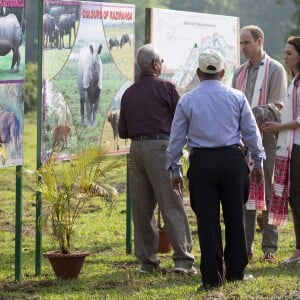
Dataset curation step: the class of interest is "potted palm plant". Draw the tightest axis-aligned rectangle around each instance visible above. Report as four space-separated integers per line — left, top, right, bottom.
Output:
35 147 123 279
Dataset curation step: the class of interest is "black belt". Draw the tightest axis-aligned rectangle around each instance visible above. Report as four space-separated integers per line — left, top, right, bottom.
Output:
192 144 242 152
131 134 169 141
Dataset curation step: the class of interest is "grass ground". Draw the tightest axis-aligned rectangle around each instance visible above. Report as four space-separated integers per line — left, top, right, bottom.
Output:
0 114 300 299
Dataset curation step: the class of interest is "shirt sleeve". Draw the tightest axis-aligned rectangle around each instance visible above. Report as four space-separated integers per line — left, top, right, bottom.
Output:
232 71 238 89
239 95 266 167
166 102 188 178
118 94 128 139
267 62 287 104
166 81 180 117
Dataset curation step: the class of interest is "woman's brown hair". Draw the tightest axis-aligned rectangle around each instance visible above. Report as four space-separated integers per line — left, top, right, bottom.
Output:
286 36 300 82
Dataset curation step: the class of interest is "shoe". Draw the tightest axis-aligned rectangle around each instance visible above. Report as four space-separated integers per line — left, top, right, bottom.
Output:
243 274 255 281
139 264 167 275
174 266 197 275
263 251 276 263
281 256 300 265
196 284 219 292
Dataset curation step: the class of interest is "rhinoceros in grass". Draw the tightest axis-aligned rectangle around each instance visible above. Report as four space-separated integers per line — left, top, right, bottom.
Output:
0 14 22 73
77 43 103 127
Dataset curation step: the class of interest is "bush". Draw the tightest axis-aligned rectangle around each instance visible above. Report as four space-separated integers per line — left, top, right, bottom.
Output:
24 62 37 114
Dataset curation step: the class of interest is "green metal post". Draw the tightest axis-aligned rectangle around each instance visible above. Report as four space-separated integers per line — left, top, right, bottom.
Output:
126 154 132 254
35 0 43 276
15 165 22 281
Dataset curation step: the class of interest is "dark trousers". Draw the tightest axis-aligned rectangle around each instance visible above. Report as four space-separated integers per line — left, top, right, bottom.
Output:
289 144 300 249
188 146 249 287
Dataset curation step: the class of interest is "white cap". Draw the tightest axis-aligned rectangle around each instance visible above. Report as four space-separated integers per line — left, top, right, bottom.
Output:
198 49 224 74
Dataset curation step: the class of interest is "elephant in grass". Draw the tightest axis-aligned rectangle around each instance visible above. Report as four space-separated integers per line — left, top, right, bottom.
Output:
0 14 22 73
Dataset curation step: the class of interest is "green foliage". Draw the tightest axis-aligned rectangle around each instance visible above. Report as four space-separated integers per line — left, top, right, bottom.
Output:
0 145 7 164
24 62 37 114
289 0 300 37
169 0 295 61
35 147 124 254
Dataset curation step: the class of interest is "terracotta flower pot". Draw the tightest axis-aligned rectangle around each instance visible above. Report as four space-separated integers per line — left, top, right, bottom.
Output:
157 229 172 253
44 250 90 279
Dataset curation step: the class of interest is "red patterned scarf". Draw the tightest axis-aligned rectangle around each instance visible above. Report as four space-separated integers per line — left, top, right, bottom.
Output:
269 76 299 225
235 53 270 107
236 53 271 211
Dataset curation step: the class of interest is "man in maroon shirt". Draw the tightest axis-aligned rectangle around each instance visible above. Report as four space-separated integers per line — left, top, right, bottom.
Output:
118 43 195 275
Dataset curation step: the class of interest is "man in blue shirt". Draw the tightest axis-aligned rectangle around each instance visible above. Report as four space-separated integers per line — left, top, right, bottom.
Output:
166 49 265 289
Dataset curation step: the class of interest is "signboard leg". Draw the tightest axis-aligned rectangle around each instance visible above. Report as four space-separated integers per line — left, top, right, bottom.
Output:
15 166 22 281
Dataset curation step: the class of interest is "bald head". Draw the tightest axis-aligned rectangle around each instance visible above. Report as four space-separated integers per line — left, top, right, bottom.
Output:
136 43 161 72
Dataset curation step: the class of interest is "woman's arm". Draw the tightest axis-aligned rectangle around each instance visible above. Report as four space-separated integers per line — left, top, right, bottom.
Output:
263 119 300 133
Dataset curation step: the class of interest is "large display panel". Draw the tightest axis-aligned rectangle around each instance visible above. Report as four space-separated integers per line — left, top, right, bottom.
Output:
42 1 135 161
146 8 239 94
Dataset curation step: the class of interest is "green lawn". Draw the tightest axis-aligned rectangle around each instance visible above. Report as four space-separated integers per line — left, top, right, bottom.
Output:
0 114 300 299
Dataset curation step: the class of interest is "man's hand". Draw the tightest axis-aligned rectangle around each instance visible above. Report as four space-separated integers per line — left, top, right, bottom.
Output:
251 168 264 184
170 177 184 196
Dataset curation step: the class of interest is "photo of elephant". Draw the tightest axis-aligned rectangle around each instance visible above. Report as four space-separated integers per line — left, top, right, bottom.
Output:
0 6 25 81
0 83 24 168
42 3 80 80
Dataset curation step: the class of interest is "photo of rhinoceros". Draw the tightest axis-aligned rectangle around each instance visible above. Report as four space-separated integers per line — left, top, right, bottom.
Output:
41 0 135 161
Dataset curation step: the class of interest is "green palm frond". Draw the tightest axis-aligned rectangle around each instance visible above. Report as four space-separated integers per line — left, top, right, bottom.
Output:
0 145 7 162
34 146 124 253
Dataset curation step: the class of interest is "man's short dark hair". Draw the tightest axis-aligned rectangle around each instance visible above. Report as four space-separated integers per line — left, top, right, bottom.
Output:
241 25 264 41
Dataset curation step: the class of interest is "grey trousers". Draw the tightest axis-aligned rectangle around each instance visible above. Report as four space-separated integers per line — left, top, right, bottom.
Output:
244 132 278 254
129 139 194 269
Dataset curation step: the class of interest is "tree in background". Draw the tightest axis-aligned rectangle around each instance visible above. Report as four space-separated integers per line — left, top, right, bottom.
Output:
286 0 300 37
102 0 296 61
169 0 295 61
24 63 37 114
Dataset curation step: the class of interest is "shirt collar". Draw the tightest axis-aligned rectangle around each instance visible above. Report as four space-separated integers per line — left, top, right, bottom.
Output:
199 79 223 86
249 52 266 68
139 71 158 78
